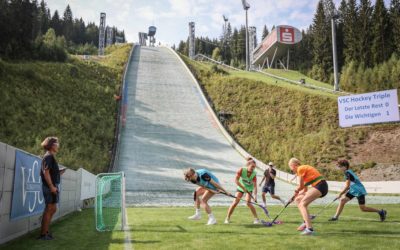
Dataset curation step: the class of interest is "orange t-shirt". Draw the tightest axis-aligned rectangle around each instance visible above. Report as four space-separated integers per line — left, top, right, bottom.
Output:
297 165 323 187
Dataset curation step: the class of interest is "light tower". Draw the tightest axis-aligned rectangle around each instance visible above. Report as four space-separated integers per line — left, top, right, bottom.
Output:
189 22 195 59
241 0 250 71
106 26 113 47
222 15 229 62
98 12 106 55
248 26 256 69
222 15 228 41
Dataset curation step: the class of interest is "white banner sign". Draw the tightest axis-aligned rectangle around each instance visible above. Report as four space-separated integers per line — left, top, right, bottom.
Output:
79 168 96 200
338 89 400 127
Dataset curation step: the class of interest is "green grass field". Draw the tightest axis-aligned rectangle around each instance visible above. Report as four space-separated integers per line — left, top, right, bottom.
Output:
2 204 400 250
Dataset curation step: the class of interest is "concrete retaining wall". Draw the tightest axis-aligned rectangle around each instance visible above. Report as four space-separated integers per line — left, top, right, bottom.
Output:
0 142 94 244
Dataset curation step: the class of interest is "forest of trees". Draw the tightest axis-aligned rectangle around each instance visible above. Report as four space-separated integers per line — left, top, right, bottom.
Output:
0 0 126 61
176 0 400 93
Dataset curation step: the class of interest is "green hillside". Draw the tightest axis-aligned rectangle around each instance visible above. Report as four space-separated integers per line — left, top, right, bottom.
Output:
181 55 400 180
0 44 132 173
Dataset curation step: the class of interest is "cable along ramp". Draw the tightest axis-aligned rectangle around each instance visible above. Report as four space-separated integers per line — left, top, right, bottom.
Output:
115 46 400 206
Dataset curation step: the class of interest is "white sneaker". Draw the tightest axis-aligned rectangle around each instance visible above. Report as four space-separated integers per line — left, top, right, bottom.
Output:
188 213 201 220
301 228 315 236
207 217 217 225
224 218 230 224
253 218 261 224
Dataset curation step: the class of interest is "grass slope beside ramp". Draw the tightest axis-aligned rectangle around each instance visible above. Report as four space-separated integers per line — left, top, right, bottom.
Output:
2 205 400 249
0 44 132 173
181 56 400 180
264 68 333 89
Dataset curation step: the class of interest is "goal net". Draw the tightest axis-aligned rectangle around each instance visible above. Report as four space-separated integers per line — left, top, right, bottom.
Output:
95 172 126 231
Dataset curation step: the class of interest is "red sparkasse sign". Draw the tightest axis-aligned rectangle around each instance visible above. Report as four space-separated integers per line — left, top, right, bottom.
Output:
279 27 294 43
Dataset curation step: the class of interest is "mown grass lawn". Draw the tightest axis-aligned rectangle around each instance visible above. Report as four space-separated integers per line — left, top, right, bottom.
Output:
2 204 400 250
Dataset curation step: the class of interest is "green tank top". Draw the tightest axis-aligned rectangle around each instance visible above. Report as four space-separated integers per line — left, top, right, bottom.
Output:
237 168 257 192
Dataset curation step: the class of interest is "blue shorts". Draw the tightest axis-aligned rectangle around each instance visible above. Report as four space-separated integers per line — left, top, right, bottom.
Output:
42 185 59 204
262 185 275 195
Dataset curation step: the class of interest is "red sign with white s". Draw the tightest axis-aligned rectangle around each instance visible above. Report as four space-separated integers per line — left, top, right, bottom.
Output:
280 27 294 43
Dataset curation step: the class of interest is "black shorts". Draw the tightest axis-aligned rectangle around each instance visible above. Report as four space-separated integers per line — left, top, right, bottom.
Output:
346 193 366 205
262 185 275 195
42 185 59 204
313 180 328 198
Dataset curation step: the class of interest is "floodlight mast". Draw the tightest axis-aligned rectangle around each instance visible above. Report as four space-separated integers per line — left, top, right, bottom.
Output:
241 0 250 10
241 0 250 70
222 15 228 42
331 11 340 91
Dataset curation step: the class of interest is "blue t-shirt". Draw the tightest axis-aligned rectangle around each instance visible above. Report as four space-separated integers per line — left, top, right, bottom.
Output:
195 169 219 190
345 169 367 197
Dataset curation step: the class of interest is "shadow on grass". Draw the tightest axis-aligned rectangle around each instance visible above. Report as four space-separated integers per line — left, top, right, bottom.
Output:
321 229 400 237
129 225 187 233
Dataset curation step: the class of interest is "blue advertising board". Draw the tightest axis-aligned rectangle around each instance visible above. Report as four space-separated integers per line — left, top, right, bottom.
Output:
10 150 45 220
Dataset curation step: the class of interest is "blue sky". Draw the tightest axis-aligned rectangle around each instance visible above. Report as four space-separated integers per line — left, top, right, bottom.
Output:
46 0 389 46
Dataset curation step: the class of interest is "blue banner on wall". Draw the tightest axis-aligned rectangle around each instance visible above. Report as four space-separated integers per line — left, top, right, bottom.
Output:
10 150 45 220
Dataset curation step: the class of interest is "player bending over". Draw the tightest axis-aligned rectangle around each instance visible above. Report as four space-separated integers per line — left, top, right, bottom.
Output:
184 168 229 225
289 158 328 236
328 159 387 222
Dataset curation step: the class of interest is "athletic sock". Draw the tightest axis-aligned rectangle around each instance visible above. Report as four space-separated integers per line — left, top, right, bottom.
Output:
195 208 200 214
208 213 214 218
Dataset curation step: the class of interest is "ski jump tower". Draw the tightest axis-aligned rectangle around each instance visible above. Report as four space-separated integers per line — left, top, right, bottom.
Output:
252 25 302 70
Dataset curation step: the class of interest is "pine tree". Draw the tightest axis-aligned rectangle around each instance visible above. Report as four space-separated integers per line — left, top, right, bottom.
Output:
38 0 50 35
50 10 62 36
342 0 358 64
371 0 390 64
31 0 40 40
0 0 10 55
357 0 373 66
311 0 332 82
336 0 346 69
390 0 400 55
261 25 269 40
63 4 73 41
